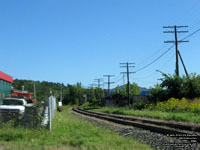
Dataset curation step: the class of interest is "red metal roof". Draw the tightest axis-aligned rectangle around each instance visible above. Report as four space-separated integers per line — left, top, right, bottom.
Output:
13 90 33 96
0 71 13 83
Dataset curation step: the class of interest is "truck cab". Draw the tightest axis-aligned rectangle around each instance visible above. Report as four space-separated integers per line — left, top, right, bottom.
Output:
0 98 27 116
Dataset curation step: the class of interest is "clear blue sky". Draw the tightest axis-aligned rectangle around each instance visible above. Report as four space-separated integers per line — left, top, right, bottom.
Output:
1 0 200 89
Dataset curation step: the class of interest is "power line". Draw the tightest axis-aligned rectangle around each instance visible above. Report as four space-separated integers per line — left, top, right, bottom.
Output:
134 27 200 74
114 76 123 83
135 45 174 73
134 52 175 80
136 44 168 68
181 28 200 41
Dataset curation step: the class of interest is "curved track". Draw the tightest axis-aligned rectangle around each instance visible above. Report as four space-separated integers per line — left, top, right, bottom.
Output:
72 107 200 143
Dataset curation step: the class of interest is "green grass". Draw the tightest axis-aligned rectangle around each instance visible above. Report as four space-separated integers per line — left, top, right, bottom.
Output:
90 107 200 123
0 106 151 150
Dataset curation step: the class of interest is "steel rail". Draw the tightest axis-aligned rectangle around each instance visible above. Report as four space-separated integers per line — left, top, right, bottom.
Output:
72 107 200 143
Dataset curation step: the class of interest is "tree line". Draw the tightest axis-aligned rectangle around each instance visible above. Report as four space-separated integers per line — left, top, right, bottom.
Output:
12 79 141 105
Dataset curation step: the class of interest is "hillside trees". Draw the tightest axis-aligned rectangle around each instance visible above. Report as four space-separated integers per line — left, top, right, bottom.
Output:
115 82 140 96
62 84 104 105
13 79 105 105
130 82 140 96
13 79 62 101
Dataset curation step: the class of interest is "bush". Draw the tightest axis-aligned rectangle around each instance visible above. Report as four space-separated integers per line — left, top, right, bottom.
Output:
149 73 200 102
149 84 168 103
147 97 200 114
130 102 146 110
81 102 90 109
189 100 200 113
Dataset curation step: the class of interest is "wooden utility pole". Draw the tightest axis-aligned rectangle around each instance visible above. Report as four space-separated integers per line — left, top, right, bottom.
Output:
178 50 189 77
94 78 104 99
33 84 36 100
94 78 103 88
88 84 96 102
163 25 189 77
103 75 115 96
120 62 135 105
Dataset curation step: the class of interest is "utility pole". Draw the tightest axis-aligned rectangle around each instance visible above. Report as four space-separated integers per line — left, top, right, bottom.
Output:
178 50 189 77
60 84 63 102
94 78 104 100
163 25 189 77
94 78 103 88
103 75 115 96
123 74 126 91
33 84 36 100
120 62 135 105
102 83 105 97
88 84 96 102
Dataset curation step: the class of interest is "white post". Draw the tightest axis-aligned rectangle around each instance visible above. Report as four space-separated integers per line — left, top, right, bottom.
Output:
48 96 52 131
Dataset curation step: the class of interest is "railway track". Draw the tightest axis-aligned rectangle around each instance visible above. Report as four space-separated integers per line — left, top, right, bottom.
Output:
72 107 200 144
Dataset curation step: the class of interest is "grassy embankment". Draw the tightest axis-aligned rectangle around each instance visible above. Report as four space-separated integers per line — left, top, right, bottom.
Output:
85 98 200 123
0 106 151 150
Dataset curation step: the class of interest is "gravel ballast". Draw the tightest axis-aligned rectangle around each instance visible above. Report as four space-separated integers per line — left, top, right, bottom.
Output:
70 108 200 150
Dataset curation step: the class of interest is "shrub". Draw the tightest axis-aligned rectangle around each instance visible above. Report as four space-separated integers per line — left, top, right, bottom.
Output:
145 104 154 110
189 102 200 113
177 98 189 112
148 97 200 113
130 102 146 110
149 73 200 102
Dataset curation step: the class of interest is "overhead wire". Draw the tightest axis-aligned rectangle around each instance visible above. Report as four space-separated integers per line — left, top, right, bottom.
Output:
108 26 200 89
134 26 200 74
93 6 200 88
135 45 174 73
134 52 175 80
114 76 123 84
98 23 200 89
110 73 121 83
180 27 200 41
136 44 168 67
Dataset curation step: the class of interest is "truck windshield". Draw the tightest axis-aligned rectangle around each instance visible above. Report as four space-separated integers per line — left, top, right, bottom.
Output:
2 99 23 105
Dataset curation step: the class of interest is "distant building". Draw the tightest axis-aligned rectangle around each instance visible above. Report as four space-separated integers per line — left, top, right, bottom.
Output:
139 87 150 95
11 90 34 103
101 93 128 107
0 71 13 99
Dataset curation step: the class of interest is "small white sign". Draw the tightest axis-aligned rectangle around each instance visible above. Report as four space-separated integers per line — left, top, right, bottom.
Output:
58 101 62 107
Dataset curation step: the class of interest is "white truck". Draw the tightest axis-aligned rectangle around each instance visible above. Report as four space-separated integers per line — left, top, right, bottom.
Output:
0 98 27 116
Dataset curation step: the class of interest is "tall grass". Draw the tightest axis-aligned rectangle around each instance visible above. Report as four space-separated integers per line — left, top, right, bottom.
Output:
91 107 200 123
0 106 151 150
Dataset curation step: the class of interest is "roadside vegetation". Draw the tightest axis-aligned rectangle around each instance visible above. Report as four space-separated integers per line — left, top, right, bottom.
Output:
90 105 200 123
84 97 200 123
0 106 151 150
149 73 200 103
82 73 200 124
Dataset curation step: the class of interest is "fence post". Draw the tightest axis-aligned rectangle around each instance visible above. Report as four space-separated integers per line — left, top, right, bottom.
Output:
48 96 52 131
